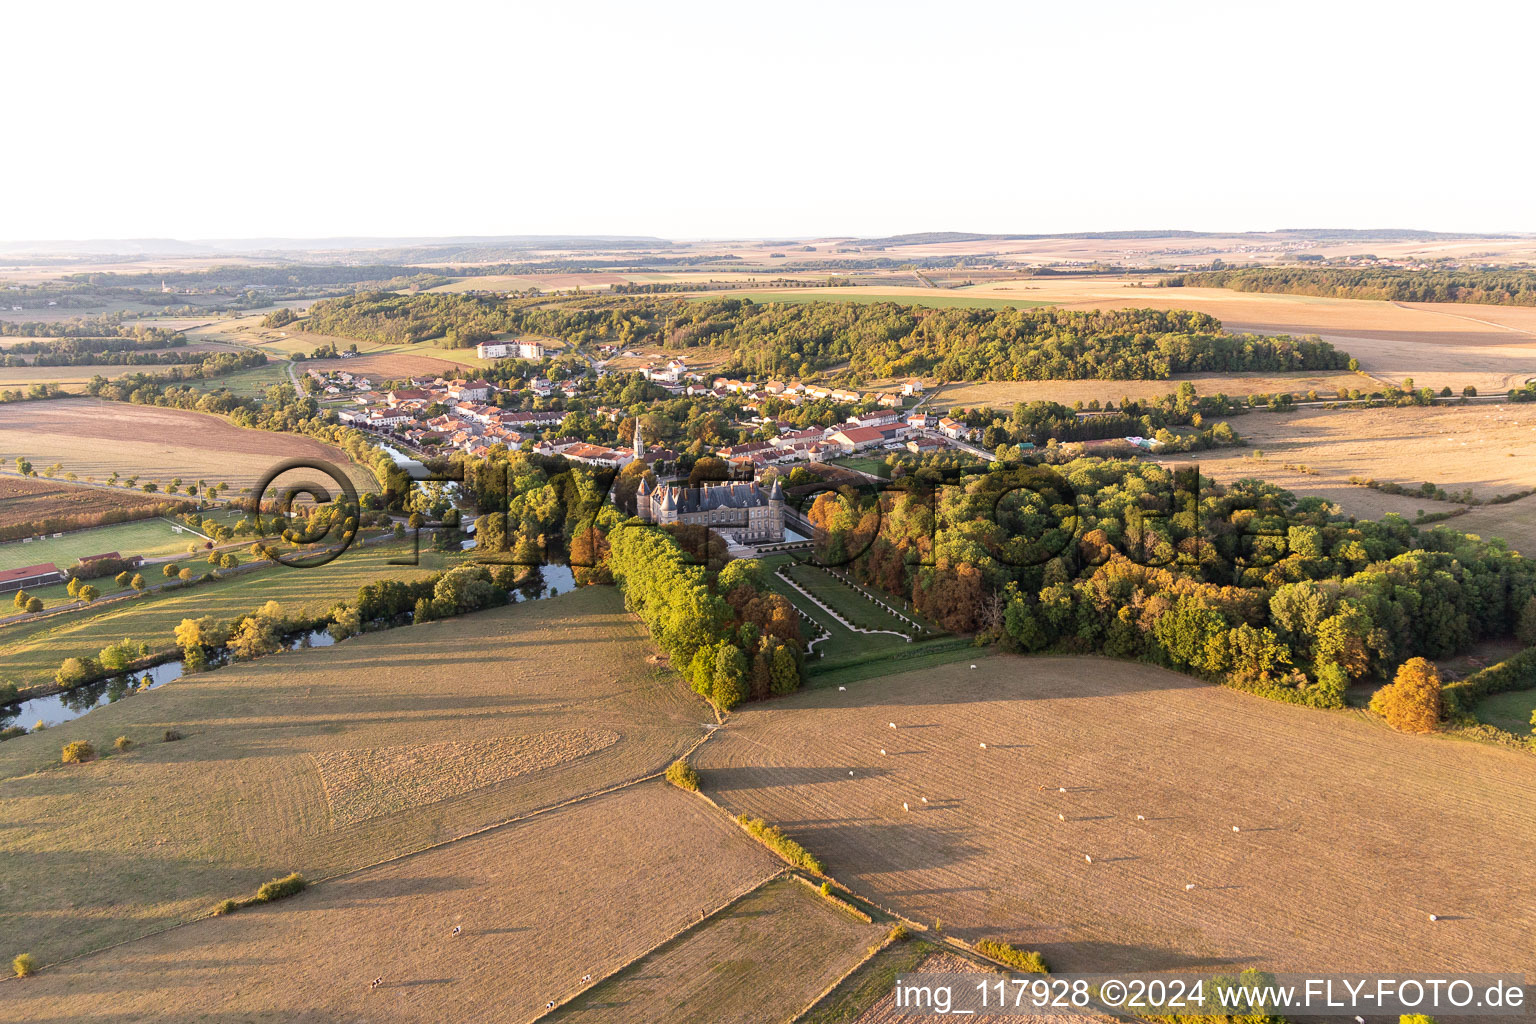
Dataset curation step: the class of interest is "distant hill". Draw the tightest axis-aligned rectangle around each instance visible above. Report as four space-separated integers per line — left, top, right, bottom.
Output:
851 228 1523 247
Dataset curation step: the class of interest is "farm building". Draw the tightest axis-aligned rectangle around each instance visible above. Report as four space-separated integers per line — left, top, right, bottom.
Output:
0 561 64 594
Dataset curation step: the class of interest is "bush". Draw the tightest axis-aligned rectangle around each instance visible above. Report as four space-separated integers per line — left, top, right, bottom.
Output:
736 814 823 874
61 739 96 764
213 898 239 916
114 735 134 753
25 597 41 613
254 872 308 903
55 656 98 687
163 728 183 742
665 758 700 792
1370 657 1443 733
12 953 34 978
974 939 1048 974
888 923 909 942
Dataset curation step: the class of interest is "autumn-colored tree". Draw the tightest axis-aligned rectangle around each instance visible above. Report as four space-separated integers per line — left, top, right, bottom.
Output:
1369 657 1442 733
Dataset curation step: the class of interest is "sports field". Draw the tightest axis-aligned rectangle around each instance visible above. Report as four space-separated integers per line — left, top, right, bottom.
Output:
0 539 436 689
0 516 204 571
549 875 885 1023
0 587 713 966
1 781 779 1021
693 656 1536 975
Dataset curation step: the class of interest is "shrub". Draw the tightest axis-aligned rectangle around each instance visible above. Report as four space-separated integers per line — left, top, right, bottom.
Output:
974 939 1048 974
114 735 134 753
213 898 239 916
25 597 41 613
665 758 700 792
1370 657 1443 733
163 562 179 579
61 739 96 764
163 728 183 742
12 953 34 978
736 814 823 874
888 923 909 942
55 657 98 687
0 726 26 742
254 872 307 903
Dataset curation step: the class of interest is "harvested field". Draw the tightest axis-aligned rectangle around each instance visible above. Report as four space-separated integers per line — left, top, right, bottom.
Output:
0 397 376 492
549 875 885 1023
931 372 1374 412
693 656 1536 974
302 349 485 380
0 586 712 964
2 781 780 1023
1164 404 1536 548
0 474 189 532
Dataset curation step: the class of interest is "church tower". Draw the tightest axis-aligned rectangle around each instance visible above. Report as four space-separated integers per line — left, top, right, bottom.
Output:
632 418 644 460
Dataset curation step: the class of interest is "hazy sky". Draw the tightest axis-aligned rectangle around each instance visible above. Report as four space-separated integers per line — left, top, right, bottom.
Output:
6 0 1534 240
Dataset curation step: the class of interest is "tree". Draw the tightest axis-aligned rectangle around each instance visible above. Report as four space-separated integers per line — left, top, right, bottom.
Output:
66 577 82 598
12 589 28 611
711 643 748 711
1517 595 1536 646
1369 657 1442 733
130 573 146 592
115 571 132 588
78 584 100 603
99 638 138 672
25 597 41 613
177 568 193 581
220 553 239 569
163 562 179 579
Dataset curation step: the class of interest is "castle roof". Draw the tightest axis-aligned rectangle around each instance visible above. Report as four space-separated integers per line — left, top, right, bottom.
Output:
636 475 651 497
655 481 770 515
768 478 784 501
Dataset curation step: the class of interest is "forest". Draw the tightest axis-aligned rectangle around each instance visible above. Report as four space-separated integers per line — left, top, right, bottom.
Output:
1166 266 1536 306
299 292 1350 382
795 458 1536 710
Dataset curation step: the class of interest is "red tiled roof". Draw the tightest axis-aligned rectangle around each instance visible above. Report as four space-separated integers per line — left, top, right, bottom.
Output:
0 562 62 585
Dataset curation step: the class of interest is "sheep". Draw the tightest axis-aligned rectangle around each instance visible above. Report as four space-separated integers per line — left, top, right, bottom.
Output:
970 664 977 669
1057 813 1066 821
838 686 846 691
921 797 928 804
979 742 987 749
1058 787 1066 793
889 722 897 729
1232 826 1241 833
1136 815 1145 821
1185 884 1196 891
880 749 887 756
848 770 854 776
903 802 909 811
1429 913 1440 922
1083 854 1093 864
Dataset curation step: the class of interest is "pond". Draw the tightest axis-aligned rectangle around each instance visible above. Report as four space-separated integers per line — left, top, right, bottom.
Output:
1 564 578 732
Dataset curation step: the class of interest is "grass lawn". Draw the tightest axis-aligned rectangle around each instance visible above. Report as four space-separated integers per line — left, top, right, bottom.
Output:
831 455 892 476
0 517 210 572
190 359 293 397
761 555 971 686
693 290 1054 310
0 539 458 688
1474 687 1536 734
781 562 926 635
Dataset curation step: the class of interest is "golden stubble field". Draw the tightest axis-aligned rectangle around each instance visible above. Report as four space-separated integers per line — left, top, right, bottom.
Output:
0 587 713 965
1165 403 1536 550
0 397 377 492
550 875 886 1024
2 781 781 1023
931 371 1372 412
694 657 1536 975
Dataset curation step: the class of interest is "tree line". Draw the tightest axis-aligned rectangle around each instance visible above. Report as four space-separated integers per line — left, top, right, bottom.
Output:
1165 266 1536 306
299 292 1351 383
803 458 1536 712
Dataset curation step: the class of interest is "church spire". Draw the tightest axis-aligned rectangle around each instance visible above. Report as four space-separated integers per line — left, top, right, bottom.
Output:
633 417 644 459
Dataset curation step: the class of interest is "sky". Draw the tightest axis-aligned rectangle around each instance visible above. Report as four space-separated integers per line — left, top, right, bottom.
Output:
5 0 1535 241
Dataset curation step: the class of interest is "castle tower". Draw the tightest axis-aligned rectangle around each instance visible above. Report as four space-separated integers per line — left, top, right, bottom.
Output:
767 477 785 542
658 486 678 526
636 474 653 523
